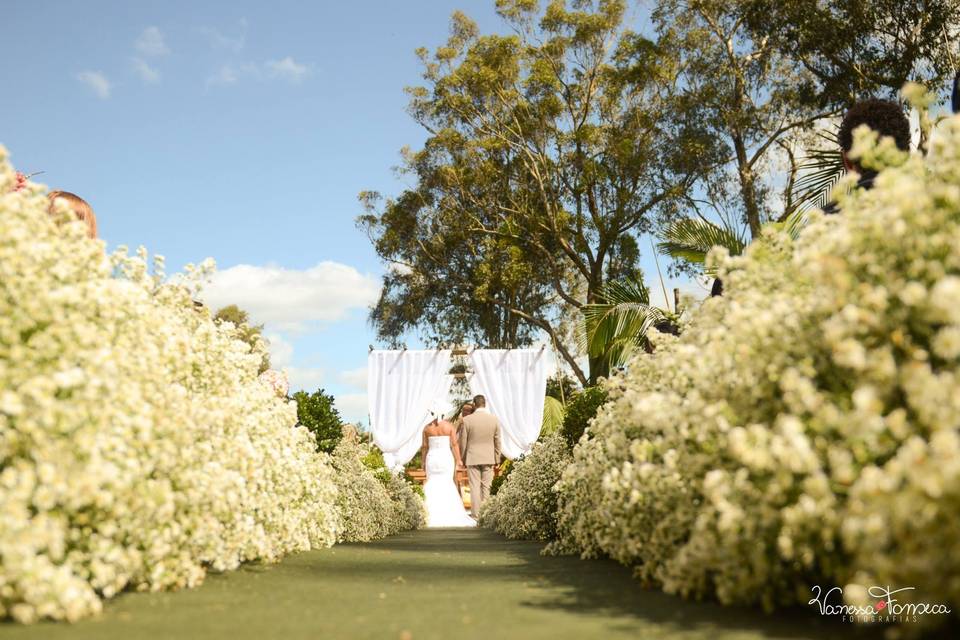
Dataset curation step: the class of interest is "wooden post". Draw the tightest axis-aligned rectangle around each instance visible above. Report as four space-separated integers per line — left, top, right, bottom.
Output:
673 288 681 313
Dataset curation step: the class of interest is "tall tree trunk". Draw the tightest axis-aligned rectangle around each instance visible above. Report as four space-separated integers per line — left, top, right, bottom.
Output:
733 134 763 238
585 263 609 385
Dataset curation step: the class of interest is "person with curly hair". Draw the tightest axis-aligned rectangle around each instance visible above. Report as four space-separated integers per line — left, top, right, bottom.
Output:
823 98 911 214
712 98 911 296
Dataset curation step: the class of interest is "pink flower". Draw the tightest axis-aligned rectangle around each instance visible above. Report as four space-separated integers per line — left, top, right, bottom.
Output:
14 171 27 192
258 369 289 397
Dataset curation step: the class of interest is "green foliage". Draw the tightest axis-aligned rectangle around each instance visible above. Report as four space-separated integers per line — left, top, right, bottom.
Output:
561 387 608 448
540 396 566 438
653 0 958 242
213 304 270 374
581 278 664 374
362 446 386 470
404 450 423 472
360 0 709 384
490 459 513 496
545 373 579 402
657 218 748 271
751 0 960 101
362 446 393 486
292 389 344 454
785 131 846 216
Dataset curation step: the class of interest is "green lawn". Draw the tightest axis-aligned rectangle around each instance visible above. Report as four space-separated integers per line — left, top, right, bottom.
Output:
1 528 881 640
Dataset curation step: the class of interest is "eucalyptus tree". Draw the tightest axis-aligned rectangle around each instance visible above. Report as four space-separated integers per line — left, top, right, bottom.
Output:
360 0 715 384
653 0 959 268
653 0 838 239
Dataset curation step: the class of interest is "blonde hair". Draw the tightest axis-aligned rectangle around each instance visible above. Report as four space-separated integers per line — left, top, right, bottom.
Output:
48 190 97 239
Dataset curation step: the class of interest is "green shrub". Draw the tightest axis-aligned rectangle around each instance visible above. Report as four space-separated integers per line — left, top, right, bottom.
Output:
293 388 344 453
490 459 513 495
561 386 608 447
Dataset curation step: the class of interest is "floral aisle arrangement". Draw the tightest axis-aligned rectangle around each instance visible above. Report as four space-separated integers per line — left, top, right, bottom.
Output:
0 147 339 624
330 430 425 542
551 115 960 625
479 434 570 542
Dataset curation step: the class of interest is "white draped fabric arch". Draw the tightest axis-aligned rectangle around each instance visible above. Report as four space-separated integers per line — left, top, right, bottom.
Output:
367 350 453 470
469 349 548 460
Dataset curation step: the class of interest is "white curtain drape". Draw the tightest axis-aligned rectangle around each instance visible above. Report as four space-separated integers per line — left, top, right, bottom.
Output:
469 349 548 459
367 350 453 470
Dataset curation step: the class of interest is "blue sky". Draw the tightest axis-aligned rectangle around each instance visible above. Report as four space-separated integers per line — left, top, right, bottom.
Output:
2 1 693 423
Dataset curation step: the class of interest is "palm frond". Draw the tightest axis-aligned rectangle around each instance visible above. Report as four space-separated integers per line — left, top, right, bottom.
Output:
779 208 809 240
657 217 747 274
787 130 846 215
541 396 566 435
580 278 664 370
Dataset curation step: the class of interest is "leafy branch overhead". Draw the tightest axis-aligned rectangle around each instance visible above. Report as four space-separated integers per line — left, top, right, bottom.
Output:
360 0 960 383
657 217 747 272
360 1 718 385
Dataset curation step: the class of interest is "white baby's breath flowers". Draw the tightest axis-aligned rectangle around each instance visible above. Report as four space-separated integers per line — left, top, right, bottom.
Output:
515 112 960 631
479 433 571 542
329 434 425 542
0 146 425 624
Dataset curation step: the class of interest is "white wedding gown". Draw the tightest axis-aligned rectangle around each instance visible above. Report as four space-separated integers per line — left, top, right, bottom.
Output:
423 436 476 527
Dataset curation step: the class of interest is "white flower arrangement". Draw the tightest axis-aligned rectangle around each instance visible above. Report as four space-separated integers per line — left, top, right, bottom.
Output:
329 434 425 542
0 147 346 624
480 433 570 541
528 114 960 629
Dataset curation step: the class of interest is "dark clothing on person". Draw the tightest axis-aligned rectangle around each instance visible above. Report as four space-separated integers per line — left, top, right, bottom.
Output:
710 277 724 297
952 69 960 114
821 172 876 215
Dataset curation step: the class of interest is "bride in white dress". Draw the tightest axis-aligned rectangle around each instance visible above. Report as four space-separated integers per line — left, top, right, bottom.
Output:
420 407 476 527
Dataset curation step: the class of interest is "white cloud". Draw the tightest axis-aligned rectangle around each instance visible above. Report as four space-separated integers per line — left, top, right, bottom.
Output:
199 261 379 333
200 18 247 53
136 26 169 56
338 367 368 390
206 64 238 86
265 333 294 368
335 392 369 425
207 57 311 87
266 57 309 83
131 57 160 84
287 366 326 393
262 333 325 392
76 71 111 99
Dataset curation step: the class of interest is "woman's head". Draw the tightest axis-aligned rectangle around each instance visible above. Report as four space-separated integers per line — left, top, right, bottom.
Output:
461 402 475 417
429 404 448 423
48 190 97 239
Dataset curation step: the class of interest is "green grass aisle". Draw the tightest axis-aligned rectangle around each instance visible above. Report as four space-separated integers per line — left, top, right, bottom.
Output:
1 528 880 640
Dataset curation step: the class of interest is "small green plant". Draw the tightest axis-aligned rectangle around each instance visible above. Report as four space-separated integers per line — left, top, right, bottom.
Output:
292 388 344 453
561 387 608 448
490 459 514 496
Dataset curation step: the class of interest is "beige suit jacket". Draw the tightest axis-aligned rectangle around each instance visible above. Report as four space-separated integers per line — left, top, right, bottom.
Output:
461 409 502 466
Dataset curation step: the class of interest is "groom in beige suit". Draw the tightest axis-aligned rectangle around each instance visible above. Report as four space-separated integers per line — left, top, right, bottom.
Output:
460 394 502 518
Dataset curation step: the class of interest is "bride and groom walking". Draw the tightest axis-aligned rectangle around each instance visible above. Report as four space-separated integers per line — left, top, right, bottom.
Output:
420 395 502 527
